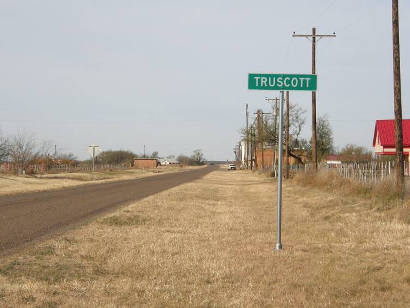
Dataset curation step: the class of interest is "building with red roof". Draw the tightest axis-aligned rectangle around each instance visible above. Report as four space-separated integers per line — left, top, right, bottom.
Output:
325 154 342 167
373 119 410 156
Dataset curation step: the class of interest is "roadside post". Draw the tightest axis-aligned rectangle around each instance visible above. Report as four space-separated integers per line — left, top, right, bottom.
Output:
248 73 317 250
88 145 101 172
276 90 284 250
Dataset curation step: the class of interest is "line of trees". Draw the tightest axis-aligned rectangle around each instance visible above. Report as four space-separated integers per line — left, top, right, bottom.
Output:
0 130 208 174
243 109 386 164
176 149 206 166
94 150 160 165
0 131 77 174
87 149 206 166
97 150 135 165
243 103 335 164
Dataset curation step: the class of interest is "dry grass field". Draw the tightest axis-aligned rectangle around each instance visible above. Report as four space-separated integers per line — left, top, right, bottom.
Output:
0 166 191 196
0 167 409 307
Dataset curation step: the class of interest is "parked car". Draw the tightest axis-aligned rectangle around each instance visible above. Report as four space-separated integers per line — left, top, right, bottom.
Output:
227 164 236 170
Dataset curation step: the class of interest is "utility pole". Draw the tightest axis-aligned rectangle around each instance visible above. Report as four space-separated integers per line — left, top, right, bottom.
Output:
261 112 264 170
293 28 336 170
252 125 256 170
285 91 290 179
54 144 57 158
248 125 253 170
255 110 263 170
266 97 280 173
255 110 272 170
276 91 285 250
392 0 404 195
246 104 249 169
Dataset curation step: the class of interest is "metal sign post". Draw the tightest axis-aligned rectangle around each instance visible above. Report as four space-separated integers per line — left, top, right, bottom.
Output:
276 91 285 250
248 73 317 251
88 145 101 172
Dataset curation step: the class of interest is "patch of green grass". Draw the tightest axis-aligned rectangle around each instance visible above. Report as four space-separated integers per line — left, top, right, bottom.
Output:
33 245 56 258
22 294 36 304
36 301 58 308
99 214 148 227
0 260 20 275
0 259 86 284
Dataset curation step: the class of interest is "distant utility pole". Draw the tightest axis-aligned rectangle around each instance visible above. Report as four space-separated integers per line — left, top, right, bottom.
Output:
285 91 290 179
246 104 249 169
143 145 146 158
54 144 57 158
266 97 280 172
250 125 254 170
255 110 272 170
257 110 264 169
252 124 257 169
293 28 336 170
392 0 404 195
255 110 263 169
88 145 100 172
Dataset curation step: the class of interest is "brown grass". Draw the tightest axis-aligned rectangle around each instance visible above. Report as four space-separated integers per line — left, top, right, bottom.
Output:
0 168 409 307
294 169 404 200
0 166 195 196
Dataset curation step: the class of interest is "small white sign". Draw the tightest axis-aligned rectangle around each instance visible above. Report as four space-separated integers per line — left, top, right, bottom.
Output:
88 145 101 157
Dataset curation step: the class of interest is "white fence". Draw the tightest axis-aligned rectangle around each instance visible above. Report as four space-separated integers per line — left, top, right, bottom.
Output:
334 161 396 183
268 161 400 184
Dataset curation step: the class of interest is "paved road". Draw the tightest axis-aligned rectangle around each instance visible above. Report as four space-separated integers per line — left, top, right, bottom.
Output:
0 166 216 254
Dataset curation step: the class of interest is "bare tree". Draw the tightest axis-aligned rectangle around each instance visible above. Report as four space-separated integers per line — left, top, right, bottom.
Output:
316 115 334 161
38 140 54 158
0 131 9 162
191 149 206 165
8 133 39 174
240 103 307 166
289 103 306 146
286 104 307 165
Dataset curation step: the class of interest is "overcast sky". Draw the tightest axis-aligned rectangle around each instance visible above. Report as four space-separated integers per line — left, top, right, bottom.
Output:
0 0 409 160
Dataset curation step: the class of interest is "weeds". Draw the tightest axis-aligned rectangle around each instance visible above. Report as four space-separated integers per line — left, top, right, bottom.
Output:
0 260 86 284
33 245 56 258
293 169 404 203
98 214 148 227
0 260 20 275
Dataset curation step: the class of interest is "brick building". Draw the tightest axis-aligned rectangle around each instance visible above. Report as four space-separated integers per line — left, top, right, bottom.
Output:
133 158 158 169
255 147 307 169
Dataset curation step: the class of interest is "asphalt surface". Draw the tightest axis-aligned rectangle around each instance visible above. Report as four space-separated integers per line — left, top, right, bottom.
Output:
0 166 216 254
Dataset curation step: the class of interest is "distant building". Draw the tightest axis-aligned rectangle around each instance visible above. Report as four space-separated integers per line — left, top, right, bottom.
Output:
158 158 179 166
133 158 158 169
1 162 13 172
254 147 307 169
373 119 410 157
325 155 342 167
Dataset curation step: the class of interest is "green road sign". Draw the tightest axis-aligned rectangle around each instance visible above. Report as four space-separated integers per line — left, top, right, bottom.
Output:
248 73 317 91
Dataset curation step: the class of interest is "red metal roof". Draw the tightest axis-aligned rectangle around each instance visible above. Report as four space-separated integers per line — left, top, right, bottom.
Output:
373 119 410 147
326 155 341 161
